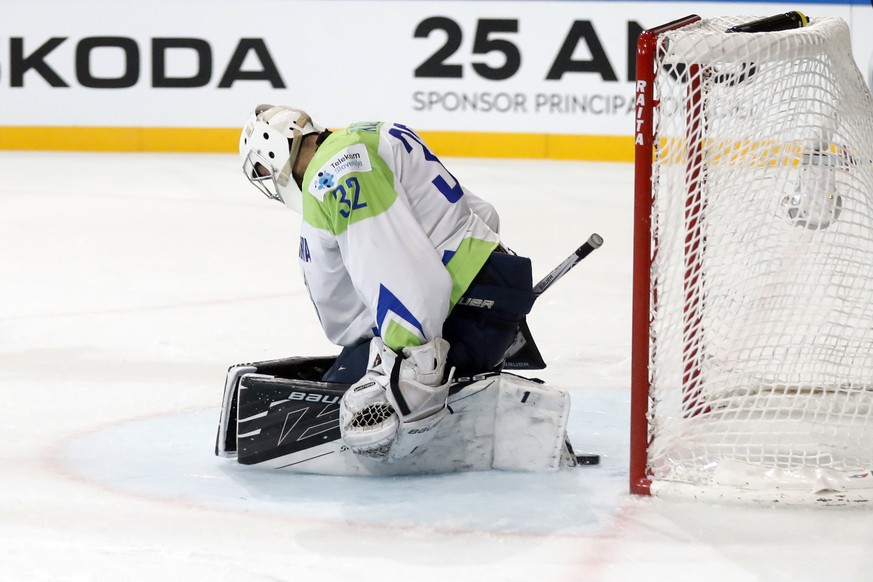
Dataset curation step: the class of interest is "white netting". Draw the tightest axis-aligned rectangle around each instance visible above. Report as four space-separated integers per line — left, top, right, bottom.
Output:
645 16 873 503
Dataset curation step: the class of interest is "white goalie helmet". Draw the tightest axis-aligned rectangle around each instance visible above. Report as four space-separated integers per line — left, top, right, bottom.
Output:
239 104 324 213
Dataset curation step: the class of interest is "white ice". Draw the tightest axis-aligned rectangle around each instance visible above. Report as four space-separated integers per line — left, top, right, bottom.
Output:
2 152 872 582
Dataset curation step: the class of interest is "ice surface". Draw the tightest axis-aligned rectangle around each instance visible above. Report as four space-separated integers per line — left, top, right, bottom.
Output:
2 152 872 581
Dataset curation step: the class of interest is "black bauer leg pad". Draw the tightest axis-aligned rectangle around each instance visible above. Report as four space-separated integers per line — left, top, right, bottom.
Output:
215 356 340 458
236 374 348 466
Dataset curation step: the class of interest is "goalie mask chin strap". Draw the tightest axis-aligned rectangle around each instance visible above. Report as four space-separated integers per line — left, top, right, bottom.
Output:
278 127 305 188
262 109 314 190
278 128 333 190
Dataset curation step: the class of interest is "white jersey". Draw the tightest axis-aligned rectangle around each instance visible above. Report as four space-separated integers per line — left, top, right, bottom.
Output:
298 122 500 351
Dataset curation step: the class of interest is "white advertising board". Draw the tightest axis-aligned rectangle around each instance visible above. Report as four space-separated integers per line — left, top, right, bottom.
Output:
1 1 870 143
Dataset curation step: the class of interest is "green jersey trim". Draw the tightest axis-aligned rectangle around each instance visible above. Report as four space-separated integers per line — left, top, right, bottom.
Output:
446 237 500 308
382 320 423 351
302 126 397 236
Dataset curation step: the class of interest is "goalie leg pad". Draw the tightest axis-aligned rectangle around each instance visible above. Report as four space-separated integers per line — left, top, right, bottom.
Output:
218 366 575 473
492 374 572 472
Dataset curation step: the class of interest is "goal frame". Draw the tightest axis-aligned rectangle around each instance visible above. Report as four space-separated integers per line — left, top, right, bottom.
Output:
630 14 702 496
629 14 873 505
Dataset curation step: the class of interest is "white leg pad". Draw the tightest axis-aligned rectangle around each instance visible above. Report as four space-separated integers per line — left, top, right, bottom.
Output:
492 374 572 472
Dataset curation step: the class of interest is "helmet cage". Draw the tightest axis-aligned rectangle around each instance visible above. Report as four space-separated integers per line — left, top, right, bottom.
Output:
242 147 288 203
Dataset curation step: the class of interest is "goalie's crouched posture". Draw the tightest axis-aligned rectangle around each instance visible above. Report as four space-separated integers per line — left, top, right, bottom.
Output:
230 105 569 469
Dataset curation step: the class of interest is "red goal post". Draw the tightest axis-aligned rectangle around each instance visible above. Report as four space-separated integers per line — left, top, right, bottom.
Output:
631 14 702 497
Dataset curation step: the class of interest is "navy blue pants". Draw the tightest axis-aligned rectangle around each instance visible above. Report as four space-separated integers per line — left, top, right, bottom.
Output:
322 252 536 383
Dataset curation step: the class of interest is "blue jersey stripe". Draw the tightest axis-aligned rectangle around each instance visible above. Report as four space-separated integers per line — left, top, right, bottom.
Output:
376 284 426 338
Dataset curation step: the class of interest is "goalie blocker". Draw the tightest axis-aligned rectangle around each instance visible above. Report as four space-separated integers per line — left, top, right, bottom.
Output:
215 355 581 474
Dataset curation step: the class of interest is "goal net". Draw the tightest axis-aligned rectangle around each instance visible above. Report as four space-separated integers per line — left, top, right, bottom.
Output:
631 15 873 505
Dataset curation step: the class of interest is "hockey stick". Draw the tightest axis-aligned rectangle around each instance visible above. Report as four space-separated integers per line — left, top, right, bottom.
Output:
533 233 604 297
504 233 604 366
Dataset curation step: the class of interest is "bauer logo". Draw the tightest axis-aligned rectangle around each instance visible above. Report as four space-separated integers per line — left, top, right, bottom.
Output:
286 391 340 404
409 425 436 435
308 143 371 199
457 297 494 309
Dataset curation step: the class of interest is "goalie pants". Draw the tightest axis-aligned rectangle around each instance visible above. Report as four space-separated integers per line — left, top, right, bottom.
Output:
322 251 536 384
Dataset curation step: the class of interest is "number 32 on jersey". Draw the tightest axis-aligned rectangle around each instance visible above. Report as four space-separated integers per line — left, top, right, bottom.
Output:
333 176 366 218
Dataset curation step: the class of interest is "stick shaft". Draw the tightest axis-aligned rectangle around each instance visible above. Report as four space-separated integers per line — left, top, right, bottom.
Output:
533 233 603 296
502 233 604 364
